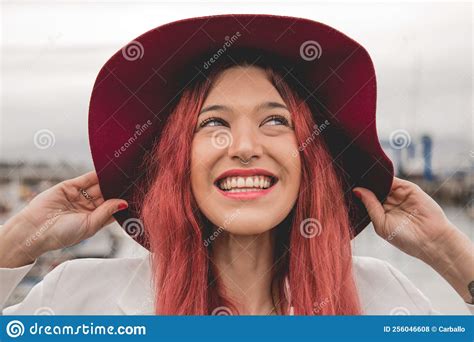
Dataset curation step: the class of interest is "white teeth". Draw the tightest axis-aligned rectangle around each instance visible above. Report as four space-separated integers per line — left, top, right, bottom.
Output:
245 178 254 187
227 188 266 193
218 175 274 191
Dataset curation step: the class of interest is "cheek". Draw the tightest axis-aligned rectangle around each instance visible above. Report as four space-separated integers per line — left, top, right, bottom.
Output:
273 135 302 186
190 137 220 195
290 160 302 203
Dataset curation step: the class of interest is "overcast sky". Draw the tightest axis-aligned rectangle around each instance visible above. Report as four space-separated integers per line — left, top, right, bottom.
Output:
1 1 472 172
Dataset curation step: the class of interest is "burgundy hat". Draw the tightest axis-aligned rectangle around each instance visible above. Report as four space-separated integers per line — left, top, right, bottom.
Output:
88 14 394 247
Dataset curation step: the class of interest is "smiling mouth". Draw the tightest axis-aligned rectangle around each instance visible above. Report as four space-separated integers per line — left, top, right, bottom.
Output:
214 175 279 193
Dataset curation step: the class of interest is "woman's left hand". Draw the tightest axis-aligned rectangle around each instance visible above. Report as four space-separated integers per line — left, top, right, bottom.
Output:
352 177 456 261
353 177 474 304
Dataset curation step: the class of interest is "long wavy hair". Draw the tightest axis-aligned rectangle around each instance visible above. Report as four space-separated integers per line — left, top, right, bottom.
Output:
137 53 362 315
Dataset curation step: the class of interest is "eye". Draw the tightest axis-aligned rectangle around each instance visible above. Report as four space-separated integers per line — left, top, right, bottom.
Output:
199 117 227 128
261 115 291 127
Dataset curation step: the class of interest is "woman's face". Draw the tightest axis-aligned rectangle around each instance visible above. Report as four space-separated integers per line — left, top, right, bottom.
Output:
191 66 301 235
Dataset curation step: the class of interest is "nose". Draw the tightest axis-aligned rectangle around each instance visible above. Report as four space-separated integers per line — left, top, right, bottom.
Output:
227 123 263 163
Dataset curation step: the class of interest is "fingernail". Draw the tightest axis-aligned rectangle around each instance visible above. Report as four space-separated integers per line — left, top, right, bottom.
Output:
117 203 128 211
353 190 362 199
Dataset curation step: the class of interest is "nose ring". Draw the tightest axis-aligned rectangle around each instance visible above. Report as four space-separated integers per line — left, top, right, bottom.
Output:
239 157 251 165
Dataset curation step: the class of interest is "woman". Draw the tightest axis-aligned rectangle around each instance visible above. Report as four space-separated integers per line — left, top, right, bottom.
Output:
1 14 473 315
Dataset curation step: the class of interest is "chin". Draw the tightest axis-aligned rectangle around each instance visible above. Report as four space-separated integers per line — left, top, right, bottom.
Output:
222 227 270 235
220 219 275 235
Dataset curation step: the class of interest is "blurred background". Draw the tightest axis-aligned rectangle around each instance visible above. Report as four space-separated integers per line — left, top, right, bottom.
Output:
1 1 472 314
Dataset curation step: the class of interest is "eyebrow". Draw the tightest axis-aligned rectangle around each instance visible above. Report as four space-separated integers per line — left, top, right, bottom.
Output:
199 101 289 116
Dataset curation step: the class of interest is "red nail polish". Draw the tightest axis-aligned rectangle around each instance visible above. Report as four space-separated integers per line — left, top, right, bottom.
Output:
117 203 128 211
353 190 362 199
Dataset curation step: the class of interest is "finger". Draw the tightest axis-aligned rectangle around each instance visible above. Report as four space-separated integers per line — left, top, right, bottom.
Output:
391 177 412 190
83 184 106 207
83 184 103 199
88 199 128 233
76 178 105 209
382 202 398 211
386 178 415 203
383 195 404 207
69 171 99 189
92 197 105 208
74 187 101 209
85 184 104 204
352 187 385 228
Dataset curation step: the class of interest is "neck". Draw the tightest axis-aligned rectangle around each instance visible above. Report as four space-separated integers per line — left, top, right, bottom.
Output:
211 229 278 315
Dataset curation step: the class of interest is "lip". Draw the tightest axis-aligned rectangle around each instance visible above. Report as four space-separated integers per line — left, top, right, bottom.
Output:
214 168 278 200
215 182 277 200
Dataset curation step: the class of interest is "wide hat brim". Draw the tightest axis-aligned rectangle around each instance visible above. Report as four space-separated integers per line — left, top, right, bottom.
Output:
88 14 394 248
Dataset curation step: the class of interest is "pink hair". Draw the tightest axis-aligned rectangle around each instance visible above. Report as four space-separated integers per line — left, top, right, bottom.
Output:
137 57 362 315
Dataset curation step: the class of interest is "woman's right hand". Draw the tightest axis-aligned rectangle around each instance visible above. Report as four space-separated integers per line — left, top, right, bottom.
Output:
0 171 128 268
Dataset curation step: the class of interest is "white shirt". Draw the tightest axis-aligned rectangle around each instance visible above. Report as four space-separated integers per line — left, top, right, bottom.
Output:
1 254 473 315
